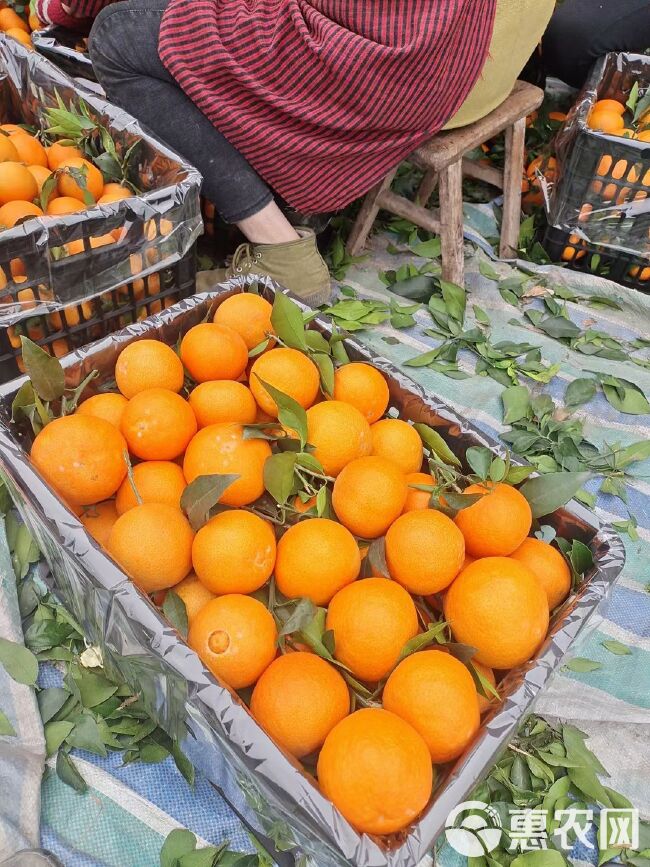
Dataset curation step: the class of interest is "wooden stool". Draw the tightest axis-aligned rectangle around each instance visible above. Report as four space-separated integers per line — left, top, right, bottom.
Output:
346 80 545 286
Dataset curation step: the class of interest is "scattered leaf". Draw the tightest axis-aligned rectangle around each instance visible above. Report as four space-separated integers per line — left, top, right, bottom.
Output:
0 637 38 686
565 378 597 408
519 471 591 518
601 640 631 656
564 657 602 673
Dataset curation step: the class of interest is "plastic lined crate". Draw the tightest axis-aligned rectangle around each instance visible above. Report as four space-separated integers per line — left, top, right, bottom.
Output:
0 36 201 336
0 249 196 381
0 280 625 867
546 53 650 283
32 26 96 81
543 225 650 292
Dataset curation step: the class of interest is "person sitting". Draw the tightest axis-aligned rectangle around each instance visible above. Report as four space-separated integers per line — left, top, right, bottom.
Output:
40 0 553 303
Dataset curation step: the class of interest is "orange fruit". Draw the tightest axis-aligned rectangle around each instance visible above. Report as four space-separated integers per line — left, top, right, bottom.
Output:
0 200 42 227
454 482 532 557
11 134 47 167
57 157 104 202
588 109 625 134
5 27 31 46
526 155 557 185
326 577 418 682
0 8 29 32
27 164 54 194
317 708 433 835
188 380 257 428
249 348 320 418
385 509 465 594
187 594 277 689
403 471 435 512
183 423 271 506
97 187 131 205
76 392 128 429
635 130 650 142
45 196 85 216
102 182 132 197
79 500 119 547
115 339 185 398
191 510 276 594
213 292 275 350
593 99 625 115
46 142 83 171
31 415 127 506
0 135 19 163
171 573 216 625
0 124 24 135
383 650 480 763
275 517 360 605
28 12 43 30
510 537 571 610
180 322 248 383
0 162 38 205
370 418 423 474
472 660 497 714
332 456 407 539
107 503 194 592
121 388 197 460
332 362 389 424
444 556 549 668
305 400 371 477
114 460 187 515
292 494 317 514
251 653 350 759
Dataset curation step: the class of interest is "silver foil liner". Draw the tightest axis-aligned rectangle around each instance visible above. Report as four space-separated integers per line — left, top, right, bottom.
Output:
0 279 625 867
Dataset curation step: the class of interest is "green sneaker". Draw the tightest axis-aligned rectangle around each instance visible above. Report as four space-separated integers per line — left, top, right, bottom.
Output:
196 227 332 308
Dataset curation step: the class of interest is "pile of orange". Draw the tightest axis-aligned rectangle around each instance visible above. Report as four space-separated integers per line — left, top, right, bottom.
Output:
0 6 42 50
0 124 134 234
26 291 573 838
0 118 177 365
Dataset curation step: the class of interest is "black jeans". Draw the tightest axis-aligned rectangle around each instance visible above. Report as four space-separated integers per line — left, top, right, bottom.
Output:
88 0 273 223
542 0 650 89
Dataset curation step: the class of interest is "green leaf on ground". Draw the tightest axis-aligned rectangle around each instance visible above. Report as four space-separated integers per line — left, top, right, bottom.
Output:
565 378 598 408
161 829 198 867
0 637 38 685
564 657 602 673
56 749 87 793
601 640 631 656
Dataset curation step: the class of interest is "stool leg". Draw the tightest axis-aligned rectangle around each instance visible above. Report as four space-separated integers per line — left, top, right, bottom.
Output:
500 117 526 259
439 160 465 286
416 169 439 206
346 169 398 257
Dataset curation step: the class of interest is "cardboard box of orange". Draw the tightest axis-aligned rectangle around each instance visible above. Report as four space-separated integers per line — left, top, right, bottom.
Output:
0 279 624 867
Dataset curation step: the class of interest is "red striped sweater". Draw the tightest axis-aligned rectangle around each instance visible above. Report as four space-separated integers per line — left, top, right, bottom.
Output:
36 0 497 213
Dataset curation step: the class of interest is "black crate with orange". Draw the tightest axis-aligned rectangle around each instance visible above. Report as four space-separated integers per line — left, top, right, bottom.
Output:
544 52 650 291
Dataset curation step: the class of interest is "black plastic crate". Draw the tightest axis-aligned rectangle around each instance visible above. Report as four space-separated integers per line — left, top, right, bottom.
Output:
0 248 196 382
543 223 650 291
32 26 96 81
548 53 650 270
